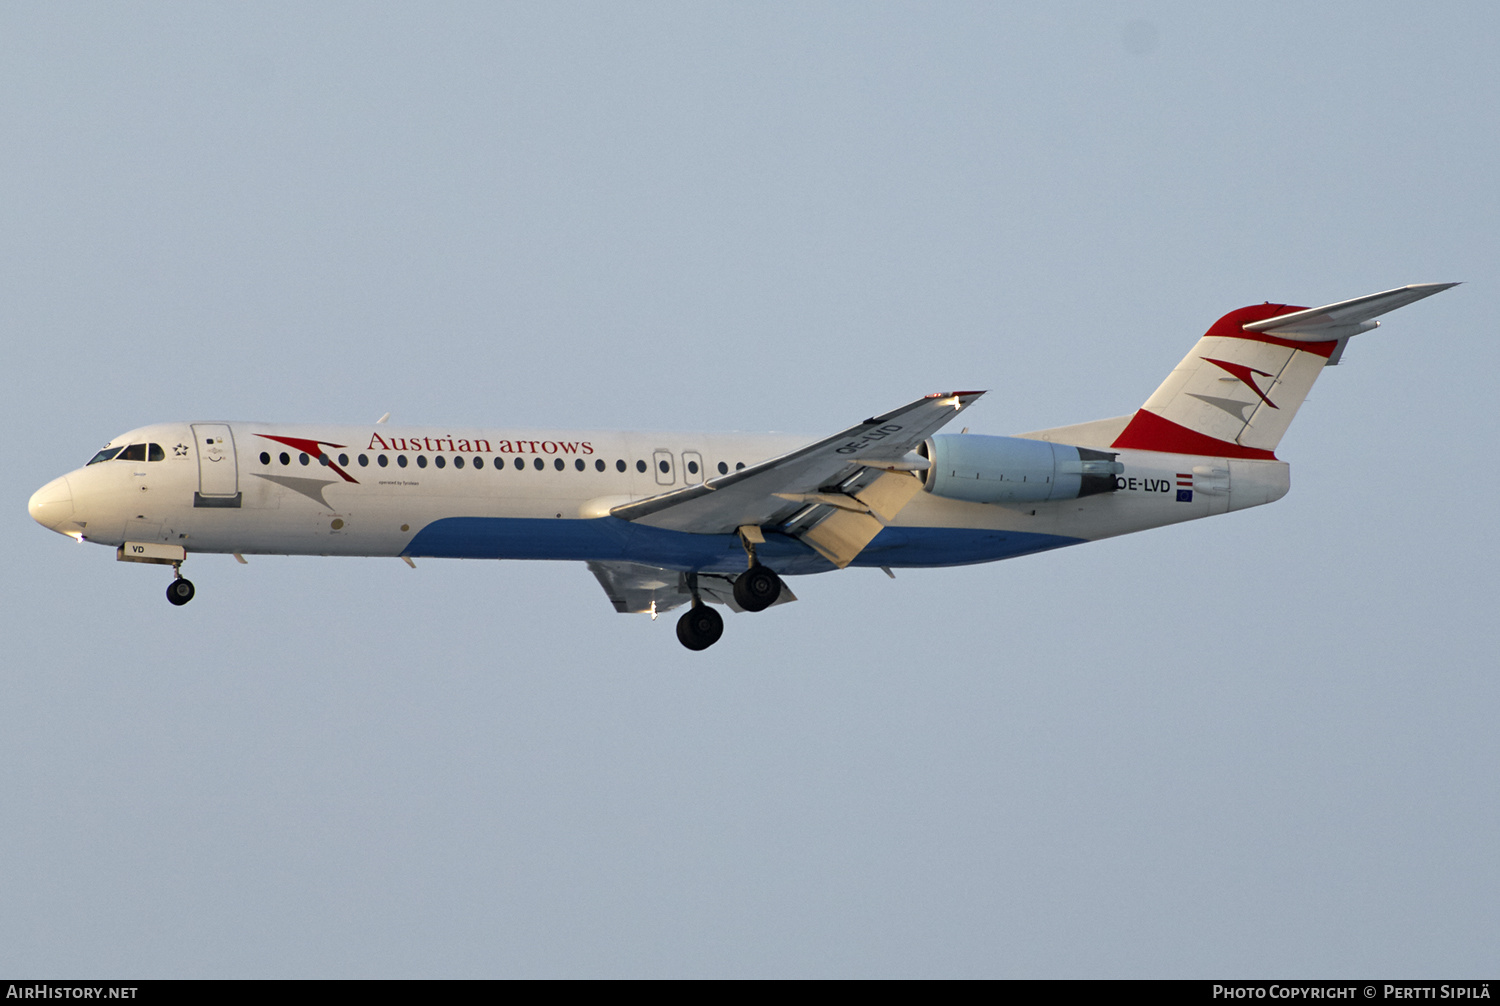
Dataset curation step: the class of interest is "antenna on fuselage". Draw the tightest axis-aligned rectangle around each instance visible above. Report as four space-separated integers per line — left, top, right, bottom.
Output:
376 412 390 424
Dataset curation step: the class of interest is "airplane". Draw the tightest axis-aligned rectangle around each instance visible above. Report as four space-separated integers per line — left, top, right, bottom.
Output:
29 283 1454 650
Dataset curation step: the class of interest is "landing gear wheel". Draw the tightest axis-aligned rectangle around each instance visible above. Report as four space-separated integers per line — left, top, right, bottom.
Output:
733 564 783 612
166 578 196 606
676 603 724 651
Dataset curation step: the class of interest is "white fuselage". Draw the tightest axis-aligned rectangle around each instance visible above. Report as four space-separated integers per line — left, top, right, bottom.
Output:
30 420 1290 577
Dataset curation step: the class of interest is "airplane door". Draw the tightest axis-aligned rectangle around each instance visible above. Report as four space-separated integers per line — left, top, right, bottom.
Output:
652 449 675 486
191 423 241 507
682 451 704 484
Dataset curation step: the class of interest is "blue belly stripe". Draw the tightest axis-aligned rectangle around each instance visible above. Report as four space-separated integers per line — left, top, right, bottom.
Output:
849 524 1084 569
404 517 1085 575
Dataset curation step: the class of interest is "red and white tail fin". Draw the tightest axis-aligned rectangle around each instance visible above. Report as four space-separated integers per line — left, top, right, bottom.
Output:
1110 283 1456 459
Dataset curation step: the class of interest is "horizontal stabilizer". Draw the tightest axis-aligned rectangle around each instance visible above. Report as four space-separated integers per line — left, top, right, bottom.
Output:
1243 282 1457 342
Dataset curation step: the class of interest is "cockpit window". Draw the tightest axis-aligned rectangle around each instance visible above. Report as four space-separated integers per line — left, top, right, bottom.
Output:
118 444 147 462
148 443 165 462
87 446 123 465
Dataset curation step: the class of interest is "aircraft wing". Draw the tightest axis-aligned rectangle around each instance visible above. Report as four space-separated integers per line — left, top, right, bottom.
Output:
609 391 985 567
587 560 797 614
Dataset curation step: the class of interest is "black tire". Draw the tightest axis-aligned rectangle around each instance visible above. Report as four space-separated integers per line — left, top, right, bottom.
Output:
733 564 782 612
676 604 724 651
166 578 195 606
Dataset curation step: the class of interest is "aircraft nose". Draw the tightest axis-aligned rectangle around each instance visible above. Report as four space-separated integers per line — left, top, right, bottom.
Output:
28 475 74 532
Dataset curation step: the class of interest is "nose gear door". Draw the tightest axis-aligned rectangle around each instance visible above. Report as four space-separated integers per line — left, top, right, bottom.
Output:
191 424 241 508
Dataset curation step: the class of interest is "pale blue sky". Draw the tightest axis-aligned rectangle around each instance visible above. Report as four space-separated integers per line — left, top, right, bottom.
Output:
3 2 1495 977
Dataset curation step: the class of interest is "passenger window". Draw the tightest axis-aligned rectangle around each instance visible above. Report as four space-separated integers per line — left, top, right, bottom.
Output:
416 455 428 468
148 444 165 461
86 447 122 465
514 457 524 471
358 454 369 467
473 457 484 469
717 462 728 475
616 459 626 473
378 454 388 467
453 456 464 469
687 460 698 475
595 459 605 472
636 460 647 473
533 457 544 471
736 462 745 470
299 453 310 465
434 455 446 469
575 459 585 471
260 452 271 465
338 453 349 466
554 458 564 471
397 455 408 468
280 452 291 466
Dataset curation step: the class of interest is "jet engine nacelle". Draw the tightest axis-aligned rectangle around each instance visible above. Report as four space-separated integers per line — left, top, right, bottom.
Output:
921 434 1124 504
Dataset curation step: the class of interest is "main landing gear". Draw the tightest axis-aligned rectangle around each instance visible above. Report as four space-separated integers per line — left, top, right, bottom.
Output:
676 571 724 651
676 602 723 651
730 525 783 614
674 559 787 651
733 564 782 612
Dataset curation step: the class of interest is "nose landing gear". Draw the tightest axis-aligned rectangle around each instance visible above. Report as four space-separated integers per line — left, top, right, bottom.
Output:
165 558 195 606
166 575 196 606
117 542 197 606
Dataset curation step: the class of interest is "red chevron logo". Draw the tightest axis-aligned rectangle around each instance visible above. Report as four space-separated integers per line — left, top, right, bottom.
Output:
1202 358 1278 409
256 435 360 483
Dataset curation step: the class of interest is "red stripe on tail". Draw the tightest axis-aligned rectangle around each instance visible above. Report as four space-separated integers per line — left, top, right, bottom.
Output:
1203 303 1338 357
1111 409 1277 460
